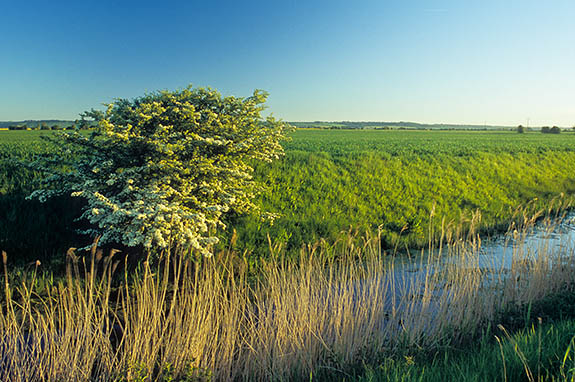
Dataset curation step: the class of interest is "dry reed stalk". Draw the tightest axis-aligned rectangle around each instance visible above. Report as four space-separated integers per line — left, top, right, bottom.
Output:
0 209 574 381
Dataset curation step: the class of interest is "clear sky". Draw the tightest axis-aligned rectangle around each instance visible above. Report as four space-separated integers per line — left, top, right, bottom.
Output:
1 0 574 126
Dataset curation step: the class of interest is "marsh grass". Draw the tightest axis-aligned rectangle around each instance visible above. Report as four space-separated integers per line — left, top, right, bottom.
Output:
0 209 575 381
361 317 575 382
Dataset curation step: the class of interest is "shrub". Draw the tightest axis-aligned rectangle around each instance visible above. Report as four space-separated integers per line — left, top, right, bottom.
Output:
517 125 525 133
29 86 290 255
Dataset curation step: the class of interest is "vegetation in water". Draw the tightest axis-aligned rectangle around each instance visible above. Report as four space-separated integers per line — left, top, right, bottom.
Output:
0 213 574 381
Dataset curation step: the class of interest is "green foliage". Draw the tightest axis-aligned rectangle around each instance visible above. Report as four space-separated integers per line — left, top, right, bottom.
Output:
358 292 575 381
542 126 562 134
230 130 575 254
3 129 575 260
517 124 525 133
0 133 84 261
359 316 575 381
26 86 290 255
119 361 211 382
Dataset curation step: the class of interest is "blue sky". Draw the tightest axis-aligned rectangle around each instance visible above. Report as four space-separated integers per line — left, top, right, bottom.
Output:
1 0 574 126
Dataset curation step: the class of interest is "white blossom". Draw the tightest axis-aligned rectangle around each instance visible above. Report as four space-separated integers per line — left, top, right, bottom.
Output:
28 86 290 256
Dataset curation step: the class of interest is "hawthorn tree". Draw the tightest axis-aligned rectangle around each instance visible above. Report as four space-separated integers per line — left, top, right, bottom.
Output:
30 86 290 255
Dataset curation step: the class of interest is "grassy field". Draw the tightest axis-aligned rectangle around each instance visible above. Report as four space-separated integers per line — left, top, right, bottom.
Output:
360 317 575 382
2 129 575 380
2 129 575 261
236 129 575 254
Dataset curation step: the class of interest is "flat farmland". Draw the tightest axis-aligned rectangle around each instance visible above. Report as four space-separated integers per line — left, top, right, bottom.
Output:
241 129 575 251
2 129 575 258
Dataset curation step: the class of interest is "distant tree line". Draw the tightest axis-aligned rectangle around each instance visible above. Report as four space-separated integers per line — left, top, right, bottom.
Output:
291 121 511 130
7 120 94 131
8 123 63 130
541 126 561 134
517 125 573 134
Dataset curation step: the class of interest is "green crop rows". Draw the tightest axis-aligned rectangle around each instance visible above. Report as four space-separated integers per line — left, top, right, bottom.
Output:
2 129 575 261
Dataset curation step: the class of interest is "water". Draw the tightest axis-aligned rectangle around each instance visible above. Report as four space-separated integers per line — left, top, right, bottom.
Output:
386 211 575 281
347 212 575 338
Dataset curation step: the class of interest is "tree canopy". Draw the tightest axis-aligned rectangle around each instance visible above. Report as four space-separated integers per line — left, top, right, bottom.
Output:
29 86 290 255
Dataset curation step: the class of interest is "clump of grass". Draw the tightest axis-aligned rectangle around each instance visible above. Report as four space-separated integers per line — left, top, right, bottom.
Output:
0 210 574 381
360 318 575 382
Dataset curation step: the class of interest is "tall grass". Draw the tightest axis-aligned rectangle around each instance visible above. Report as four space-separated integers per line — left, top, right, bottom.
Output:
361 317 575 381
0 212 574 381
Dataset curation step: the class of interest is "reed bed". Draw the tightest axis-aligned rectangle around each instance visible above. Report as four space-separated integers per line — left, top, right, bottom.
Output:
0 213 574 381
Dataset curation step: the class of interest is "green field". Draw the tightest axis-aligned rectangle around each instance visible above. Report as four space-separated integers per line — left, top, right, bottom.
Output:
2 129 575 260
237 129 575 253
2 129 575 381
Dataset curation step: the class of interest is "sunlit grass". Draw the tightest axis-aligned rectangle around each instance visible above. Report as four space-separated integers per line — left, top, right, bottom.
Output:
1 210 574 381
4 129 575 260
360 317 575 382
